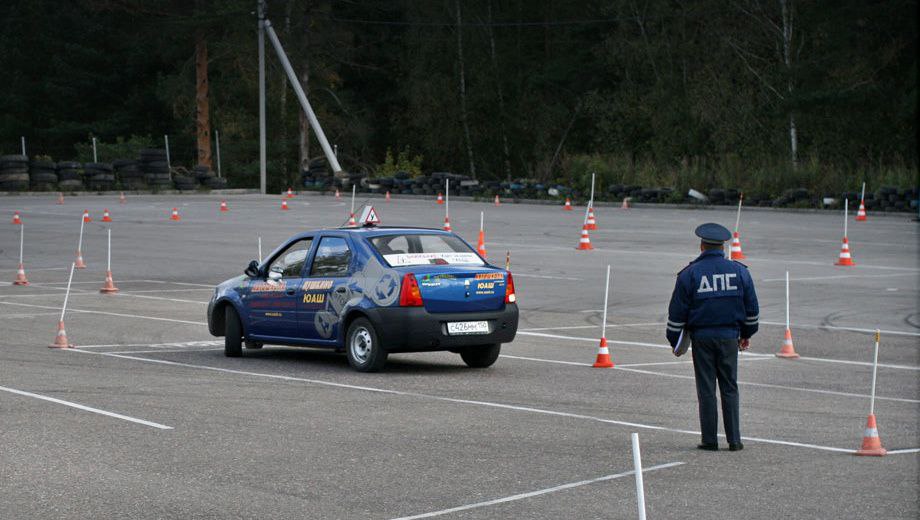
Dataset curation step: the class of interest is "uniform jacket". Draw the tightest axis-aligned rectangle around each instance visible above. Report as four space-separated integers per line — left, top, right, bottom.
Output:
666 249 759 346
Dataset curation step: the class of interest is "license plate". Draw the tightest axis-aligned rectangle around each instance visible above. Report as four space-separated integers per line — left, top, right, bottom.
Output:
446 321 490 335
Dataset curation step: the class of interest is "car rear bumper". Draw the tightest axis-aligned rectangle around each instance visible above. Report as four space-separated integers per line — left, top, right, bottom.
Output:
366 304 518 352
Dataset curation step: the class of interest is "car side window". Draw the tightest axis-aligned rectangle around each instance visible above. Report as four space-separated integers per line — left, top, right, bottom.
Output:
310 237 352 277
268 238 313 278
370 235 410 255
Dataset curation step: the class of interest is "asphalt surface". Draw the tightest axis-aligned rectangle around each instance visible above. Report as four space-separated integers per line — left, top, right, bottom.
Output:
0 192 917 519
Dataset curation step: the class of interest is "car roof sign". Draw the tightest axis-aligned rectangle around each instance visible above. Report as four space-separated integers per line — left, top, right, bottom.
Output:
359 205 381 227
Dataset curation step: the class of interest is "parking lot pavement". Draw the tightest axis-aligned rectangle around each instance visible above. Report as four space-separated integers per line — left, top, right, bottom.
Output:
1 193 917 519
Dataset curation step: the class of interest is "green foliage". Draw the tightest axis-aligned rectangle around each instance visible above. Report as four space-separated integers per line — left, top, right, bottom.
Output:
376 147 423 178
73 135 157 164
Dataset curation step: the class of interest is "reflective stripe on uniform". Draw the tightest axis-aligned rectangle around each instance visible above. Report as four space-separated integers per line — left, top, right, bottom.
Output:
667 325 683 332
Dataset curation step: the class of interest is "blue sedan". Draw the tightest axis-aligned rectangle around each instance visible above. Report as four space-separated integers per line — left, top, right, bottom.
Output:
207 223 518 371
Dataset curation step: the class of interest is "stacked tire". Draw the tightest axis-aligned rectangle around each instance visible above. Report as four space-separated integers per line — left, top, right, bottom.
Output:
84 162 115 191
139 149 170 189
57 162 83 191
114 159 145 190
0 155 30 191
192 164 227 189
30 159 57 191
173 173 198 191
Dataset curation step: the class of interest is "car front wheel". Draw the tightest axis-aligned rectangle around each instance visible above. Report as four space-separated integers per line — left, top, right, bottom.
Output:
224 306 243 357
346 317 388 372
460 344 501 368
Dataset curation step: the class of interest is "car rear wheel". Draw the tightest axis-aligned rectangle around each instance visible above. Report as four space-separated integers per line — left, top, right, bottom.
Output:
346 317 387 372
460 344 501 368
224 306 243 357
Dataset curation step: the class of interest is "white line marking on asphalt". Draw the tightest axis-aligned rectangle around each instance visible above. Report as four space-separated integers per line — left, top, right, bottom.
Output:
761 272 916 283
108 348 223 354
67 349 868 454
516 331 920 370
759 321 920 338
14 282 210 305
0 266 69 272
886 448 920 454
0 385 173 430
389 462 685 520
520 322 663 331
0 301 208 326
0 311 59 319
71 340 221 349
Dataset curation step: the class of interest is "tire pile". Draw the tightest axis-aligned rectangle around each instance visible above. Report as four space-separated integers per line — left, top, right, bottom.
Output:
115 159 145 190
0 155 30 191
193 165 227 189
56 161 82 191
83 163 115 191
139 149 171 189
29 159 57 191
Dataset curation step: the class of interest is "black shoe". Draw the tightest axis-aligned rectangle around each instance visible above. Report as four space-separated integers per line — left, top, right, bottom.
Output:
697 443 719 451
729 443 744 451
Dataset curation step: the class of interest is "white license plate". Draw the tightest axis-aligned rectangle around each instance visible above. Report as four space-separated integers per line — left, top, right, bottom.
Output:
446 321 490 335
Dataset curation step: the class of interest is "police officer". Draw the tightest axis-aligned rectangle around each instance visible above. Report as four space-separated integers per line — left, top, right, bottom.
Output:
666 223 759 451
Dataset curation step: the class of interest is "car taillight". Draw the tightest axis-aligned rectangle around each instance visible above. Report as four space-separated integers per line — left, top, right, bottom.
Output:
399 273 424 307
505 272 516 303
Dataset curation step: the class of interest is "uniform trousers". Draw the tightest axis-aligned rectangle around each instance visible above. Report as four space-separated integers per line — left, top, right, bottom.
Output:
691 336 740 445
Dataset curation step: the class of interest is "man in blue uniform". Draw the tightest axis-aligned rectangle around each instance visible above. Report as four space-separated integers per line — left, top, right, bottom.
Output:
666 223 759 451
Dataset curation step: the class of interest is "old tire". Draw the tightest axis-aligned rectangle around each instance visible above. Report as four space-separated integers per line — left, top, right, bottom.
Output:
225 306 243 357
460 344 501 368
346 317 387 372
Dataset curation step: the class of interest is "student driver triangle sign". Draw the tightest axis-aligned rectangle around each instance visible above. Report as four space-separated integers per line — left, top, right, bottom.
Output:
359 205 381 226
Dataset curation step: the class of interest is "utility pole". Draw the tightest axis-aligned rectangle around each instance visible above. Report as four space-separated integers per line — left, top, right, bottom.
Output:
258 0 267 194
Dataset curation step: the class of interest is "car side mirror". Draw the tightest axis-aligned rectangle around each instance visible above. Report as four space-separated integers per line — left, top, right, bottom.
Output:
244 260 260 278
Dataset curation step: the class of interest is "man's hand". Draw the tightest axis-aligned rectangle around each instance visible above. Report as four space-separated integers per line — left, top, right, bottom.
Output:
738 338 750 351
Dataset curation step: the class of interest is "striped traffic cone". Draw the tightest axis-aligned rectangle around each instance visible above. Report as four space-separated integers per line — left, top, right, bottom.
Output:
170 207 181 221
855 414 887 456
220 200 228 212
477 230 487 258
13 263 29 285
347 213 357 226
82 210 91 223
443 216 452 232
730 232 746 260
11 211 22 225
835 237 855 266
286 187 295 198
592 337 614 368
335 188 341 200
385 191 391 202
577 224 593 250
280 200 289 211
494 195 501 206
585 206 597 230
101 209 112 222
564 198 572 211
775 328 800 359
49 321 73 348
74 249 87 269
100 270 119 293
56 192 64 205
436 193 444 204
119 192 126 204
855 201 867 221
621 197 630 210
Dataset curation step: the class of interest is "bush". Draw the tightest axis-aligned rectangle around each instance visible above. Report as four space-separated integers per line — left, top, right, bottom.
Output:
376 146 423 178
74 135 157 163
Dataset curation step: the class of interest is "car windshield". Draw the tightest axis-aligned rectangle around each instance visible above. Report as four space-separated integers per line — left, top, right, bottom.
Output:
369 233 484 267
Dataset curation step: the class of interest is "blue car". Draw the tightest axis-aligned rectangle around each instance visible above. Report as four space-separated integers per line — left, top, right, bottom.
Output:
207 222 518 372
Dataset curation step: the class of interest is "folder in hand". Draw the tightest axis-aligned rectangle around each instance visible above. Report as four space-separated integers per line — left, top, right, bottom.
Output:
673 329 691 357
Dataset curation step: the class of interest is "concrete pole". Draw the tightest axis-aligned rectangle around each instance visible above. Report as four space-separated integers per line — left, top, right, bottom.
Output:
215 130 222 178
258 0 267 194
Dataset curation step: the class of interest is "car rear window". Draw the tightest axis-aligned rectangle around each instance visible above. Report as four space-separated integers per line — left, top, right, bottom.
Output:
370 233 484 267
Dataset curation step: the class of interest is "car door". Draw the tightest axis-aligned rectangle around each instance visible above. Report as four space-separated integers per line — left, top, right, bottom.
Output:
299 235 354 343
244 237 313 339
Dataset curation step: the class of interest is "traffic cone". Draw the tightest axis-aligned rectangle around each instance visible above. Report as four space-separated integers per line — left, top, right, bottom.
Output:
102 208 112 222
56 192 64 205
592 337 614 368
835 237 855 266
82 210 92 223
74 249 86 269
436 193 444 204
11 211 22 225
494 195 501 206
855 414 887 456
100 270 119 293
443 216 452 232
730 232 746 260
13 263 29 285
335 188 341 199
347 213 356 226
286 187 295 198
49 320 73 348
577 224 594 250
564 198 572 211
220 200 229 212
281 199 289 211
775 328 800 359
385 191 391 202
855 201 867 221
119 192 126 204
170 207 181 221
477 229 487 258
585 207 597 230
621 197 630 210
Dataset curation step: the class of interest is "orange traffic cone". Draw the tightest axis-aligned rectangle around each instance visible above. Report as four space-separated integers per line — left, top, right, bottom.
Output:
835 237 855 266
347 213 357 226
564 198 572 211
74 249 86 269
477 230 487 258
56 192 64 205
855 414 887 456
335 188 341 199
286 187 295 198
436 193 444 204
49 320 73 348
494 195 501 206
730 232 746 260
577 224 594 250
443 216 452 232
100 270 119 293
220 200 229 212
170 207 181 221
776 328 800 359
592 337 614 368
11 211 22 225
82 210 91 223
585 207 597 230
13 263 29 285
621 197 630 210
281 199 289 211
385 191 391 202
101 209 112 222
119 192 126 204
855 201 867 221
